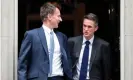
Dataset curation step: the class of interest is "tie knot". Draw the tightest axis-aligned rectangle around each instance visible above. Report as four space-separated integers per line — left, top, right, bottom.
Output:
50 31 54 35
85 41 90 45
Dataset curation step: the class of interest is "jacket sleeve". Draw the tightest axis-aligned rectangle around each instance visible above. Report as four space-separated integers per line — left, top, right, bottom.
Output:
102 43 112 80
63 34 73 80
18 31 32 80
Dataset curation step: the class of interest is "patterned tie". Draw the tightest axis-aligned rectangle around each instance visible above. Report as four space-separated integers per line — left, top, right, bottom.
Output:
49 31 54 75
79 41 90 80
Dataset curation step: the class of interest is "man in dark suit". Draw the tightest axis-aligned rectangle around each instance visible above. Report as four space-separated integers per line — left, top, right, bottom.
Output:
68 13 111 80
18 3 72 80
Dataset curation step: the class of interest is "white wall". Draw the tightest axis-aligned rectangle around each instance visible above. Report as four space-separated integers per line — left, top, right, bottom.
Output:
0 0 133 79
120 0 133 80
0 0 18 79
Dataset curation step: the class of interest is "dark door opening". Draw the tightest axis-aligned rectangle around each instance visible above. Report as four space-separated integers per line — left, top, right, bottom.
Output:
18 0 120 80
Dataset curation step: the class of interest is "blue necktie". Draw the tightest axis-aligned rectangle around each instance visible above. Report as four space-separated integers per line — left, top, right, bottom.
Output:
79 41 90 80
49 31 54 75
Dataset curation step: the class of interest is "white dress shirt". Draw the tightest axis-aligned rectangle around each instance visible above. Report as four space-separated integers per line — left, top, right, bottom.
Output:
42 25 63 77
73 36 94 80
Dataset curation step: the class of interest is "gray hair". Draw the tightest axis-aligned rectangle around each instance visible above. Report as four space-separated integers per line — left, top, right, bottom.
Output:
40 3 56 21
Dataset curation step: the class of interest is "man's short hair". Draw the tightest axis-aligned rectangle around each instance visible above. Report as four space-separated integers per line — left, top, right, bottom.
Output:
40 3 56 21
84 13 98 26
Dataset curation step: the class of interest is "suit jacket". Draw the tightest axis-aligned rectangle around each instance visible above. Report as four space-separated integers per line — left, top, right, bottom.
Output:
68 35 111 80
18 27 72 80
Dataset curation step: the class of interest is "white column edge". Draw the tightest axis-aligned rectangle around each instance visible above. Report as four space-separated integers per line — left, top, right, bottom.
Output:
120 0 125 79
0 0 2 79
14 0 18 79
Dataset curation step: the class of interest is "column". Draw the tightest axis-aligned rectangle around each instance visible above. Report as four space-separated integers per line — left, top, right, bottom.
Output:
0 0 18 79
121 0 133 80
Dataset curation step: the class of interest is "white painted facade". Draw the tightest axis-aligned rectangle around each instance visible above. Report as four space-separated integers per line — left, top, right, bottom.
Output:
0 0 18 79
0 0 133 79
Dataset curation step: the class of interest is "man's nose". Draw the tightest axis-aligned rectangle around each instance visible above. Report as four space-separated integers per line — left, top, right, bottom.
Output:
60 17 62 22
84 27 89 30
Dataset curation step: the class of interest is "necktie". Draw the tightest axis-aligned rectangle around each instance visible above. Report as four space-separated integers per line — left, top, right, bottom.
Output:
49 31 54 75
79 41 90 80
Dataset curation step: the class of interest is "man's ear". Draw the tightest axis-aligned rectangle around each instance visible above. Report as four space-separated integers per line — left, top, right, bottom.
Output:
95 26 98 31
47 14 52 20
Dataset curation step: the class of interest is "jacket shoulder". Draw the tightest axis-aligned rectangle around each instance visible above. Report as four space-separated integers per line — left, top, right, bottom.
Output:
95 36 109 46
56 31 67 38
68 36 82 41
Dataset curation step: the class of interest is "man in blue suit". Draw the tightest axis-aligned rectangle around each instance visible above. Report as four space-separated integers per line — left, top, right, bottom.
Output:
18 3 72 80
68 13 111 80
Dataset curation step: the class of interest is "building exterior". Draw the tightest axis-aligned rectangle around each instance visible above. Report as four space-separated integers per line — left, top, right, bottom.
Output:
0 0 133 80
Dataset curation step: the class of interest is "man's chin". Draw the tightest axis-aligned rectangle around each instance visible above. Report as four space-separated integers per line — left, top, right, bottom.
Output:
84 35 91 39
54 26 58 28
84 34 89 37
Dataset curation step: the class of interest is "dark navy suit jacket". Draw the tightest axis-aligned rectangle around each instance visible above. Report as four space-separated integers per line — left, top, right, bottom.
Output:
18 27 72 80
68 36 111 80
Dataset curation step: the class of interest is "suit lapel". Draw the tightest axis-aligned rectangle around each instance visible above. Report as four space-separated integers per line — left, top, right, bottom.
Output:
89 37 98 71
74 36 83 58
55 32 65 56
38 27 49 56
56 32 62 48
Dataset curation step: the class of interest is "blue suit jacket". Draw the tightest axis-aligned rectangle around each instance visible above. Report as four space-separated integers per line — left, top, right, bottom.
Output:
68 36 111 80
18 27 72 80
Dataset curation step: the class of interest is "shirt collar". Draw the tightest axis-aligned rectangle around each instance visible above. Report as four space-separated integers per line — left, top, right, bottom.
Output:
42 24 53 34
82 35 94 45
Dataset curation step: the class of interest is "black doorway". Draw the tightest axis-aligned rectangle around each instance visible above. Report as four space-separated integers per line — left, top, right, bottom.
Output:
18 0 120 80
